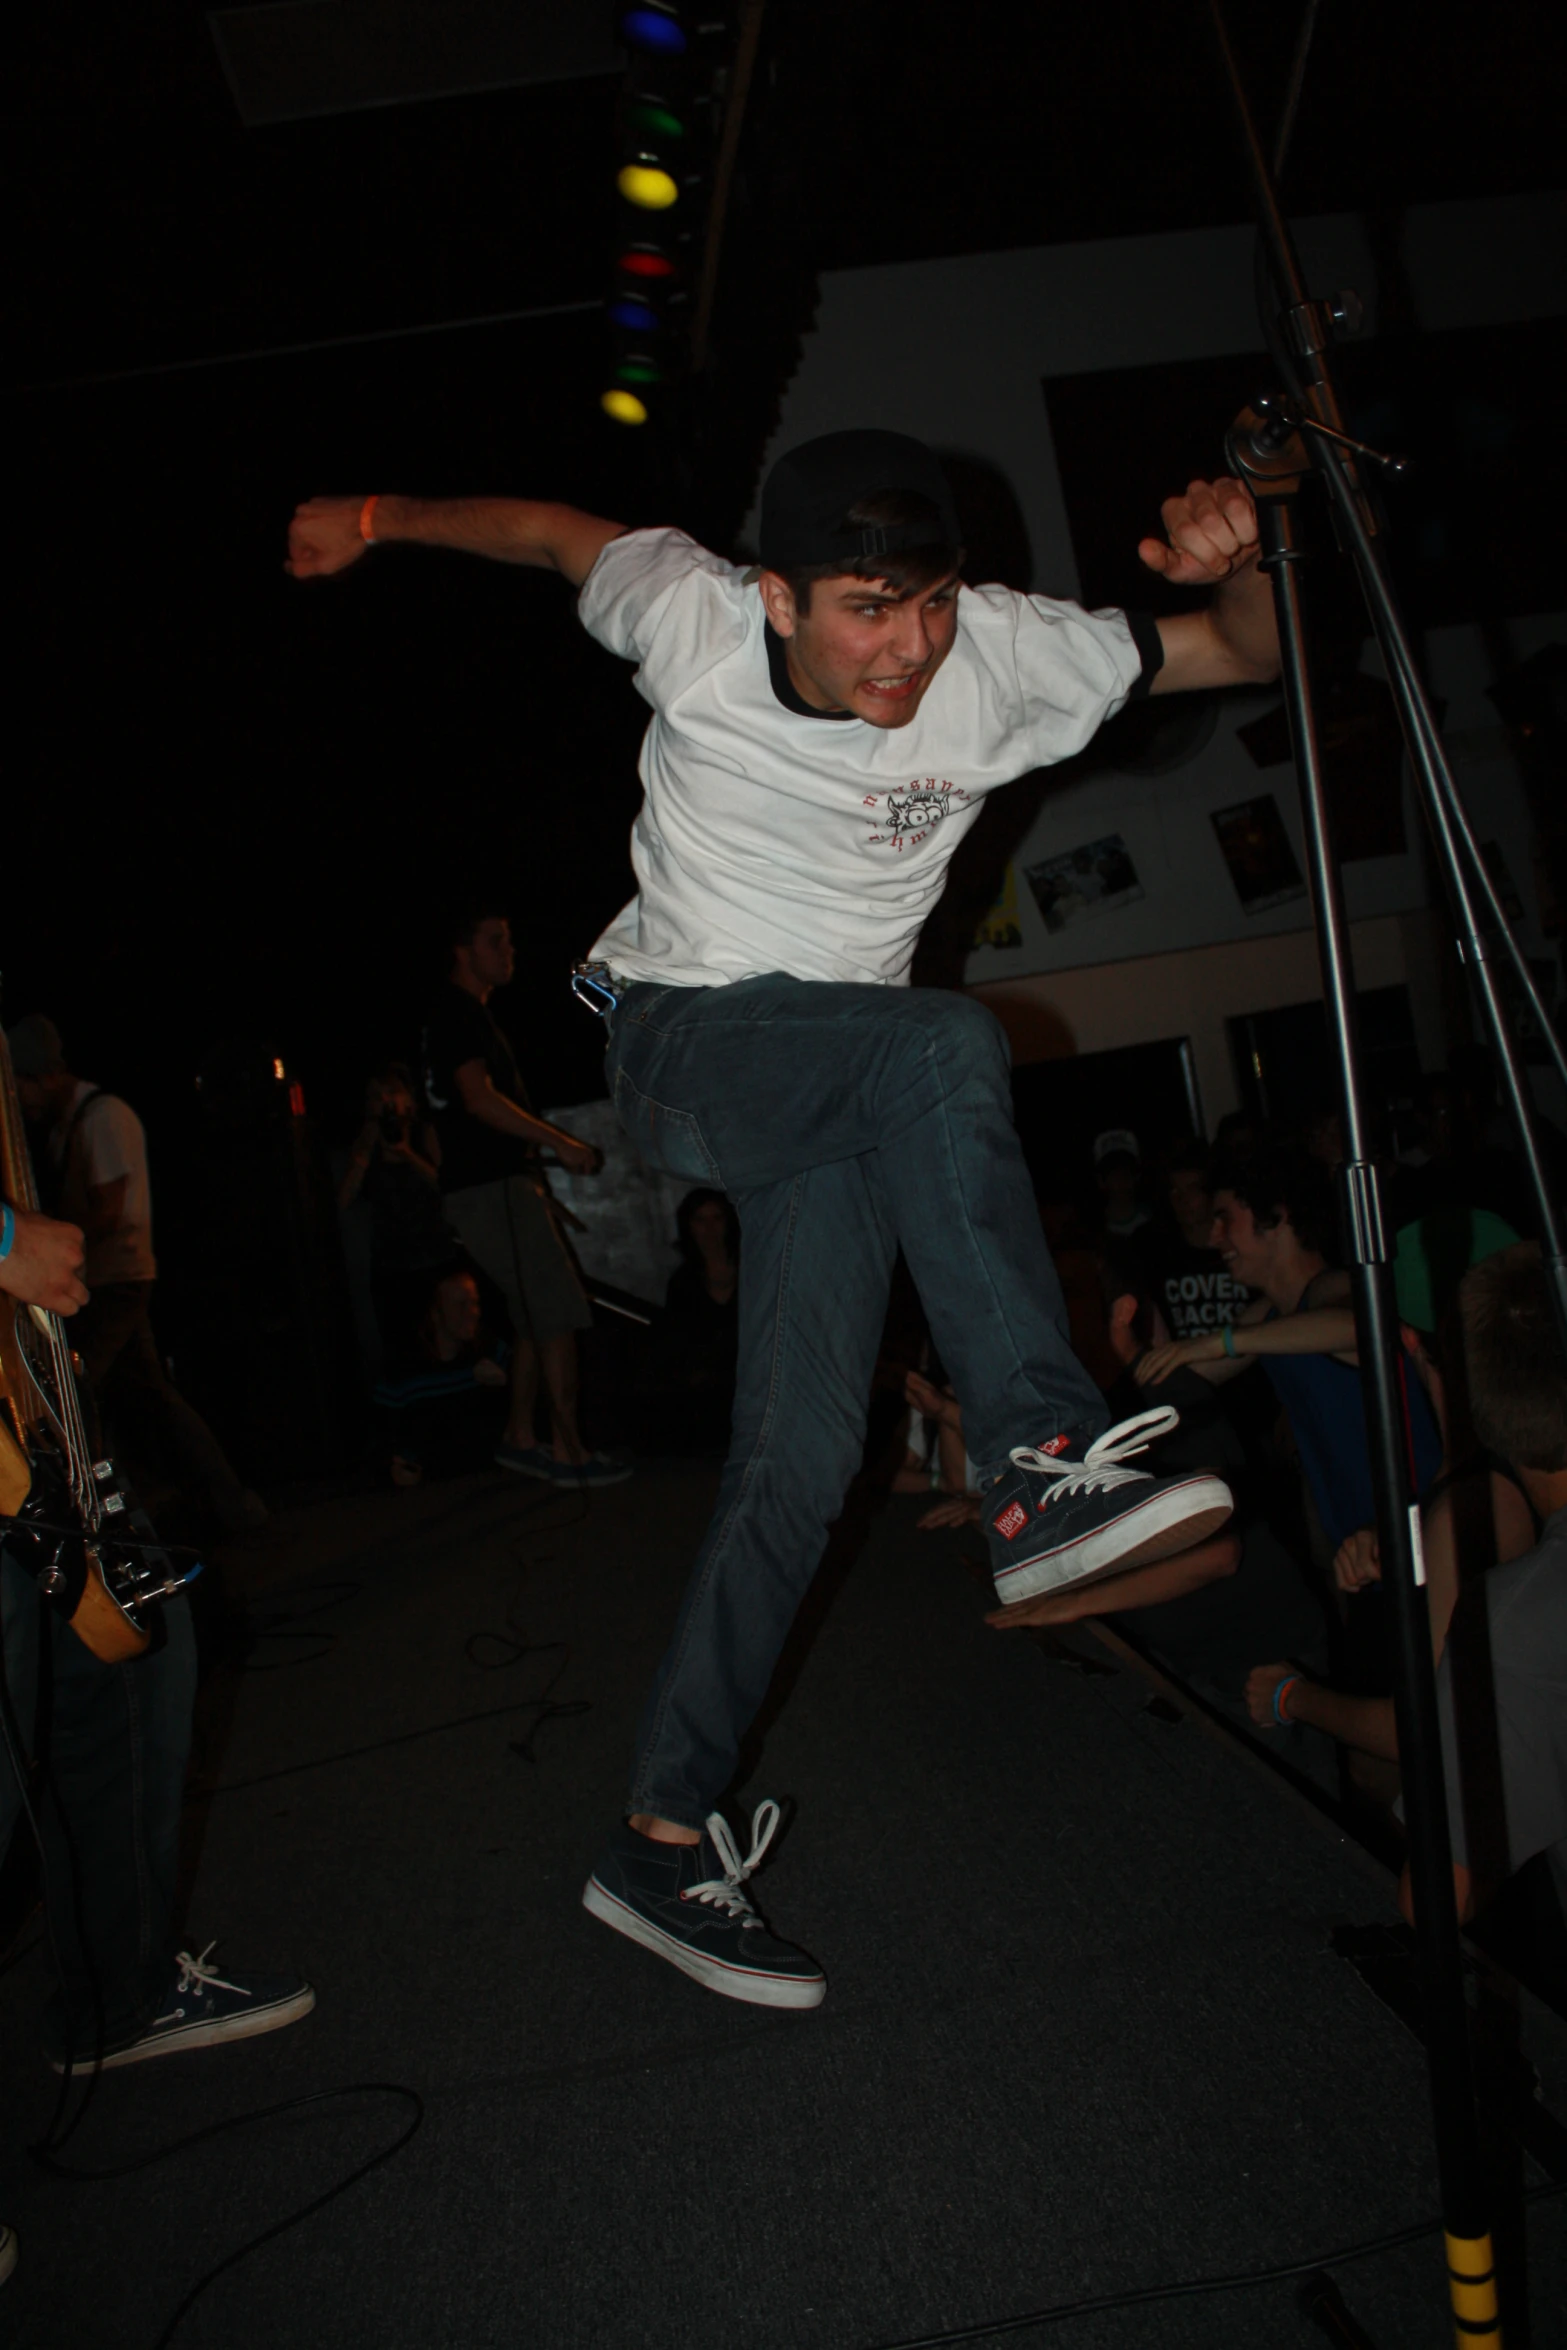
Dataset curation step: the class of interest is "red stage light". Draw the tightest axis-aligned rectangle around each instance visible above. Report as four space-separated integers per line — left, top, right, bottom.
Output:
618 247 678 279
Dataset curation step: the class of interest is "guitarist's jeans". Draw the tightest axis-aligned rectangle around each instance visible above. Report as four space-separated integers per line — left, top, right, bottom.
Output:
0 1556 196 2049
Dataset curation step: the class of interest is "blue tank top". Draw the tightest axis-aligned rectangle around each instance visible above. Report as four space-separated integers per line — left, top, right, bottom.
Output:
1262 1345 1443 1549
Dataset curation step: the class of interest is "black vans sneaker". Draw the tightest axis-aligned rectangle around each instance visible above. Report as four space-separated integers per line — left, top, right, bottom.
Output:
47 1944 315 2072
583 1802 826 2010
986 1407 1232 1607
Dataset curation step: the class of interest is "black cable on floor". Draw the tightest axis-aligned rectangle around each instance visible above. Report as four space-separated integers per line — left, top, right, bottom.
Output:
462 1486 594 1762
864 2181 1567 2348
35 2081 424 2350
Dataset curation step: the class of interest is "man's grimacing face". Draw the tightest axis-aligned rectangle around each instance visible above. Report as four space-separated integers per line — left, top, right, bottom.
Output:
759 569 962 728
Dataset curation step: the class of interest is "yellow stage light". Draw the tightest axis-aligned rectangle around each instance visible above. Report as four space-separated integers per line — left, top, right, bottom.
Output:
617 162 678 210
601 388 649 425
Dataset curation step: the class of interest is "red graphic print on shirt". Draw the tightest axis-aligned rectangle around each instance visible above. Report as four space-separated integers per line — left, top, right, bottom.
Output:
863 780 971 852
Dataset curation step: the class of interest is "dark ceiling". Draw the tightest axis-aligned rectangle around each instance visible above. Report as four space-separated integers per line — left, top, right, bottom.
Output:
20 0 1562 391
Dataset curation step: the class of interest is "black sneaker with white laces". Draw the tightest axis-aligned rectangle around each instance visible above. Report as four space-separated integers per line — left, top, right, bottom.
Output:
986 1406 1233 1607
583 1802 826 2010
46 1944 316 2072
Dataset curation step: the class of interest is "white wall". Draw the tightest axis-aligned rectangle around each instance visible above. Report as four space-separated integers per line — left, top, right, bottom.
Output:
749 193 1565 1105
972 909 1443 1129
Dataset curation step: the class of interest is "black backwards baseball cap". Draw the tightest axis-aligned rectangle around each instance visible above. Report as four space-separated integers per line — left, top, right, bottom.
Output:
757 429 961 571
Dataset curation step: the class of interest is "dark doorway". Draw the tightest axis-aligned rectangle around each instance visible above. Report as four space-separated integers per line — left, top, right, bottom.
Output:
1011 1037 1202 1213
1228 985 1420 1134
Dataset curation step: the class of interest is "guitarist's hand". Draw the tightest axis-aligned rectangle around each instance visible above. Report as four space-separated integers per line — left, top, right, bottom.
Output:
0 1209 89 1314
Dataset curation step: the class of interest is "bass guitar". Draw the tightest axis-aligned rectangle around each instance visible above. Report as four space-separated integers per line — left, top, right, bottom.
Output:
0 1027 198 1662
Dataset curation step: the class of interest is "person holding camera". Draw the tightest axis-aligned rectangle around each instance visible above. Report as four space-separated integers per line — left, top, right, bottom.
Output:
337 1062 450 1361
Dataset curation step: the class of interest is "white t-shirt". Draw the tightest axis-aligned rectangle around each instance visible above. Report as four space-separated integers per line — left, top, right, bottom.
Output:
51 1081 158 1287
578 528 1148 989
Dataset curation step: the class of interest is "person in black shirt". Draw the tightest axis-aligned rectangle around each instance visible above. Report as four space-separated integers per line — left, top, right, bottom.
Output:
1142 1135 1250 1345
422 908 629 1488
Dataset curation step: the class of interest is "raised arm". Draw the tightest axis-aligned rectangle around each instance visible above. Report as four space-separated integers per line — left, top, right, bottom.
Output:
1136 477 1280 694
286 496 628 589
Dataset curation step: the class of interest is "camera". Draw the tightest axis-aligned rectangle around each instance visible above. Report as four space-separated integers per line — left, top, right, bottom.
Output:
378 1109 406 1144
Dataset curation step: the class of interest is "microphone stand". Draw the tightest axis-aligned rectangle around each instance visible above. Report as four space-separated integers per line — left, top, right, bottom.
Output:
1205 8 1567 2345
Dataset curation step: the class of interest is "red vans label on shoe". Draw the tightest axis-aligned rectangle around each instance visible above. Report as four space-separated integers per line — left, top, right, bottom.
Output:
993 1500 1029 1541
1038 1434 1072 1458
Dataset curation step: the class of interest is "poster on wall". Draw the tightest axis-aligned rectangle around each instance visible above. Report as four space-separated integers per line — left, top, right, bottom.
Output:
971 863 1022 950
1024 833 1144 934
1210 795 1307 915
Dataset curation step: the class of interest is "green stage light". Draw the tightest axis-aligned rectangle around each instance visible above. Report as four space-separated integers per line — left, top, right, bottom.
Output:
618 161 679 209
628 98 685 142
615 356 663 384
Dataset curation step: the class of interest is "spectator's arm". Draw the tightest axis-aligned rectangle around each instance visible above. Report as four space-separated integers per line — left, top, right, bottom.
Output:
452 1060 601 1175
337 1121 380 1210
987 1531 1241 1629
1246 1663 1399 1760
1138 1305 1357 1388
287 496 627 587
1399 1861 1475 1928
81 1174 129 1247
0 1206 88 1314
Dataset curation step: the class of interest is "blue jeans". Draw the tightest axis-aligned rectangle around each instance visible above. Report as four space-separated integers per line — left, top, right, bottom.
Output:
606 976 1108 1829
0 1555 196 2048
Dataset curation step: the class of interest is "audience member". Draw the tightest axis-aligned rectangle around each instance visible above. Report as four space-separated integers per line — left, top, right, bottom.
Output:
337 1062 450 1358
1233 1209 1534 1770
1090 1127 1151 1242
6 1014 267 1533
421 908 628 1489
636 1188 742 1457
374 1266 510 1485
1141 1136 1250 1346
1139 1140 1444 1570
1422 1245 1566 1927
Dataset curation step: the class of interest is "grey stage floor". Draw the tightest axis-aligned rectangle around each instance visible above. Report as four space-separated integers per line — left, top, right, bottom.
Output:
2 1462 1563 2349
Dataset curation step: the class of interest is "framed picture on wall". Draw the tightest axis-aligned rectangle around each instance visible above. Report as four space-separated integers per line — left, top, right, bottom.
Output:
1210 796 1307 916
1024 833 1143 934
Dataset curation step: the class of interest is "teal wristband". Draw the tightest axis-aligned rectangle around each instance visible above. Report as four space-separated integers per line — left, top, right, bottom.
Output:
0 1202 14 1262
1221 1322 1236 1358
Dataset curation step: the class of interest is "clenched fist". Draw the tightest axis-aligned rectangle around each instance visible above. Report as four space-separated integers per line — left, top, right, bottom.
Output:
1138 477 1260 589
286 496 372 580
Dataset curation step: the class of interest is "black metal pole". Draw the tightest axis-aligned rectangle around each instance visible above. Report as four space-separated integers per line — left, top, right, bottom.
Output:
1205 9 1508 2340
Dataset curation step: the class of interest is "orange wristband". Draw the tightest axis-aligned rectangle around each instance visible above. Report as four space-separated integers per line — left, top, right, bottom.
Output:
360 494 381 544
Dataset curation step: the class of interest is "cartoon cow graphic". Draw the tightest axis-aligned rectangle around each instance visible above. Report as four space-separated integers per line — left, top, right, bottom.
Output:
864 778 971 851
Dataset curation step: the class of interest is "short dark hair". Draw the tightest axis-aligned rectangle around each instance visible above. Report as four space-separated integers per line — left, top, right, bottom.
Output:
1162 1135 1212 1182
448 905 506 953
1209 1141 1337 1260
771 488 962 615
1461 1245 1567 1471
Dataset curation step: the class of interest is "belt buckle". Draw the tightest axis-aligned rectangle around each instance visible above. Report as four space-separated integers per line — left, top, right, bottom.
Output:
571 961 622 1020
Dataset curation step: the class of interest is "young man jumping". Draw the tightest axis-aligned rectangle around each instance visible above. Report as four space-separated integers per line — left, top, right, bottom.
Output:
288 428 1279 2009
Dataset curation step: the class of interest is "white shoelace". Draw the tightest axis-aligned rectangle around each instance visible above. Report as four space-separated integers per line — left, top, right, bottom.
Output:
169 1942 250 2002
1008 1406 1181 1504
683 1800 782 1928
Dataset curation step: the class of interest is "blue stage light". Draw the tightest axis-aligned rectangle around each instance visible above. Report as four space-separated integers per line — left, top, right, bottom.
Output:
620 8 687 57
